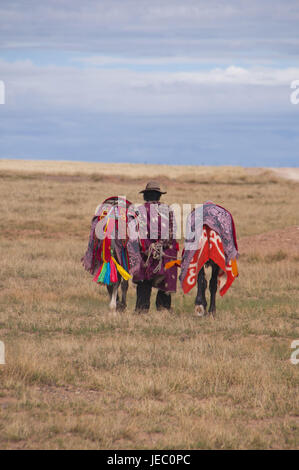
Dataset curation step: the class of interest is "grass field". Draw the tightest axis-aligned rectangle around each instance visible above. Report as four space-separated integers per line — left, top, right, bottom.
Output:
0 160 298 449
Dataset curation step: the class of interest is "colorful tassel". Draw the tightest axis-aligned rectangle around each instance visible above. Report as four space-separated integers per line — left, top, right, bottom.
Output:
93 264 103 282
98 262 107 283
231 258 238 277
165 260 181 270
110 259 118 283
111 256 132 281
103 262 111 284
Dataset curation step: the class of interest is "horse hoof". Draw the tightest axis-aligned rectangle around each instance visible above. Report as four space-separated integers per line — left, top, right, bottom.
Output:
208 309 216 318
194 305 207 317
116 303 126 312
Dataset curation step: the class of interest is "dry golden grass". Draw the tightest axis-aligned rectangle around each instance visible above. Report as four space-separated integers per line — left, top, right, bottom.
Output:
0 158 283 185
0 160 298 449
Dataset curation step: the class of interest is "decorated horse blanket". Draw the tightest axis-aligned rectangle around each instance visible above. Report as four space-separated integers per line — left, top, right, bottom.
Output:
180 202 239 296
81 197 133 285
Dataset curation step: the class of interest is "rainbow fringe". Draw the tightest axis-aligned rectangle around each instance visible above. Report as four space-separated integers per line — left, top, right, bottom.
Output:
92 211 132 286
93 257 131 285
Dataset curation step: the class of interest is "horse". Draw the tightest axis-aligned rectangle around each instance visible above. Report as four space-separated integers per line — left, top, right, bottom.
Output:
180 203 239 318
82 196 133 312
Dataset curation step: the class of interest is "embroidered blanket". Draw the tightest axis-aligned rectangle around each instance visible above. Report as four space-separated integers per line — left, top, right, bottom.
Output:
180 202 239 296
81 197 134 285
181 225 238 296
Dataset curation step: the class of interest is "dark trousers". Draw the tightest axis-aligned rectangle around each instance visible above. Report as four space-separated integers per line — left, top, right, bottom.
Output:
135 280 171 312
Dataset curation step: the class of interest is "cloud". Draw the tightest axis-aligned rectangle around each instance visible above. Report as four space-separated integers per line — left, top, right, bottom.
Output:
1 0 299 62
1 58 298 115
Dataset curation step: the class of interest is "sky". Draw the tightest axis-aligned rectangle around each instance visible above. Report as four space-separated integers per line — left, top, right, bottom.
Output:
0 0 299 167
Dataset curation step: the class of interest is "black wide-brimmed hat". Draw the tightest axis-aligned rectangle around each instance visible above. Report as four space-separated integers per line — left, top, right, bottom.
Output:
139 180 167 194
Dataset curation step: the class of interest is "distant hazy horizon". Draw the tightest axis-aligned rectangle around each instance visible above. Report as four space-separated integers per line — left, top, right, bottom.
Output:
1 156 298 169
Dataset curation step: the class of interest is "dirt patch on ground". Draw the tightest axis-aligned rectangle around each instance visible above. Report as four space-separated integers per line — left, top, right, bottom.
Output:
0 396 19 410
270 168 299 182
239 225 299 257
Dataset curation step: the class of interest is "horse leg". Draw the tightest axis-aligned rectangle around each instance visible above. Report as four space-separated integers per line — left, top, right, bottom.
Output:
208 260 219 317
107 283 119 311
194 267 207 316
117 279 128 311
106 284 113 303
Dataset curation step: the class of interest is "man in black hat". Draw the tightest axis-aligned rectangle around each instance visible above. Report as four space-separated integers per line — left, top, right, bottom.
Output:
132 181 179 313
